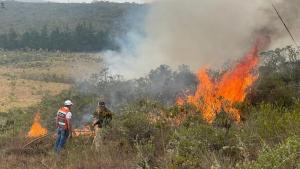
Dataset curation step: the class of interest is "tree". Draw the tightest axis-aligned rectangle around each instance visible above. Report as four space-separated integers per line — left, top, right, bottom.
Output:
40 25 49 49
248 46 300 107
7 28 19 50
0 22 119 52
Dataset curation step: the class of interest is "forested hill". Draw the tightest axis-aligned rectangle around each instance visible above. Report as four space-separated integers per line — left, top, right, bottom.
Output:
0 1 147 51
0 1 146 35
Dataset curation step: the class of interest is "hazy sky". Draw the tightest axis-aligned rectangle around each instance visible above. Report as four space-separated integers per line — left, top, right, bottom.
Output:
103 0 300 78
47 0 152 3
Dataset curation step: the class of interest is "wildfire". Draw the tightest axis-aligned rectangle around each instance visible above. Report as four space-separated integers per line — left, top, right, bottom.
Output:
181 44 259 123
27 112 48 137
176 97 185 106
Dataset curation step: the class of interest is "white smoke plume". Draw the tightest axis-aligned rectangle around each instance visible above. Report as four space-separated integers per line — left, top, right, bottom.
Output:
103 0 300 79
68 53 105 84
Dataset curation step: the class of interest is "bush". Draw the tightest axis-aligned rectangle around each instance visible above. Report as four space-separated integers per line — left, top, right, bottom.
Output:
170 118 239 169
122 111 155 145
249 104 300 144
241 136 300 169
249 46 300 107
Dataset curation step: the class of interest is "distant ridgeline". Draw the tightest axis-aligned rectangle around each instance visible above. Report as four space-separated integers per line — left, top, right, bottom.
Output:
0 1 147 52
0 23 118 52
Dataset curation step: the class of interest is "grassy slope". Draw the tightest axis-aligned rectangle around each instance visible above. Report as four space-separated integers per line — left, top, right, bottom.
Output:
0 50 103 111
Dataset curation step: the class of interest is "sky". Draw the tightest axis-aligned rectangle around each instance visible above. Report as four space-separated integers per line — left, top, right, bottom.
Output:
15 0 299 78
101 0 300 78
104 0 152 2
46 0 152 3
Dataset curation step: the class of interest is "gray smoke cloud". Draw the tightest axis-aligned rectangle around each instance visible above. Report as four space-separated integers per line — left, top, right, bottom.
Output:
103 0 300 79
270 0 300 47
73 0 300 122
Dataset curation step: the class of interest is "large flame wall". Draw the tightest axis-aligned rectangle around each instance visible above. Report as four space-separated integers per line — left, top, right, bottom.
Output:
185 44 259 123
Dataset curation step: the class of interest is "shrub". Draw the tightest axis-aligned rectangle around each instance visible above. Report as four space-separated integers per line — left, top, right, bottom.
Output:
250 104 300 143
241 136 300 169
170 118 239 169
122 111 155 145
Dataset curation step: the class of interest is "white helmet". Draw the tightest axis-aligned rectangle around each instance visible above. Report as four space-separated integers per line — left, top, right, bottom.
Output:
64 100 73 106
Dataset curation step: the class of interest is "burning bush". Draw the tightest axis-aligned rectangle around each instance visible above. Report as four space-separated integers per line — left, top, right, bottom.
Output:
178 44 259 124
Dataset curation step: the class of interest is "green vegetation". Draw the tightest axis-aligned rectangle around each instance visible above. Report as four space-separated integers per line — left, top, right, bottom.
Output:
0 46 299 168
0 1 147 51
241 136 300 169
0 1 146 34
0 50 106 111
0 23 117 52
248 46 300 107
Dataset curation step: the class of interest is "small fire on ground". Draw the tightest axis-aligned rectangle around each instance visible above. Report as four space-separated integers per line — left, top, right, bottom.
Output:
176 43 260 123
27 113 94 138
27 112 48 137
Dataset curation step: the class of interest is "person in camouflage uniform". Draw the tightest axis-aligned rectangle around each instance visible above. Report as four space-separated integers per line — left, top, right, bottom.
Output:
92 101 112 151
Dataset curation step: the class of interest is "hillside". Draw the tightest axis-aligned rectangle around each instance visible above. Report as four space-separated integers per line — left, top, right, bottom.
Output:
0 50 104 111
0 1 146 35
0 46 299 169
0 1 299 168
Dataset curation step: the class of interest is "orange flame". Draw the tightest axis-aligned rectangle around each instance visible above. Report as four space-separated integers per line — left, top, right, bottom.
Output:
186 44 259 123
27 112 48 137
176 97 185 106
172 111 189 126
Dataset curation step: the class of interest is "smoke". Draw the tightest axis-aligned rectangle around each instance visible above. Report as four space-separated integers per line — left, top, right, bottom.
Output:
75 104 95 127
269 0 300 47
68 53 105 84
103 0 300 79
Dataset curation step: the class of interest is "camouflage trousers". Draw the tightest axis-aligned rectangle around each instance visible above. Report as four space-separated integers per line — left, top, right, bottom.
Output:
92 127 103 151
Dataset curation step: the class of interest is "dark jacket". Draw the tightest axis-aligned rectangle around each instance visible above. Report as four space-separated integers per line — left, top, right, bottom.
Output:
93 106 112 128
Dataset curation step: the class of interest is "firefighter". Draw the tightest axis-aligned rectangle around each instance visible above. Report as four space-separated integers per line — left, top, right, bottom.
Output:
54 100 73 153
92 101 112 151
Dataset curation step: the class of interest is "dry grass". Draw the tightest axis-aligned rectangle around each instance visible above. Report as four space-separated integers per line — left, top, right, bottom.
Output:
0 76 70 111
0 51 135 168
0 51 104 112
0 136 136 169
